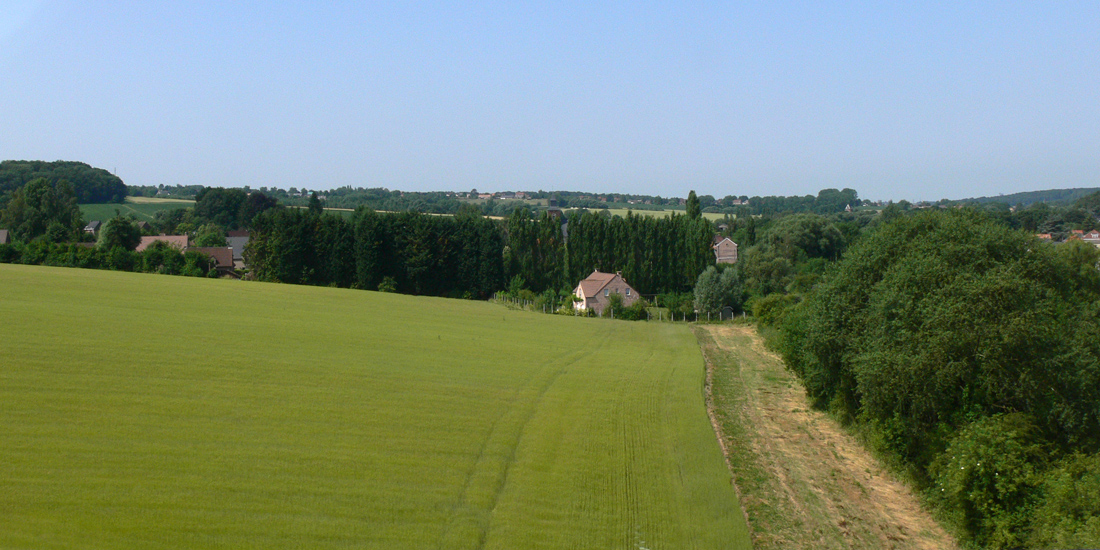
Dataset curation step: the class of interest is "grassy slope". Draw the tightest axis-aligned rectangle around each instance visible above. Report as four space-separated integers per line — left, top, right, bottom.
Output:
0 264 750 549
80 197 194 222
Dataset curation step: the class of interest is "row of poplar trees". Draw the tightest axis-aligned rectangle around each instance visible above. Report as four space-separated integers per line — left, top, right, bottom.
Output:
506 208 715 294
245 206 714 297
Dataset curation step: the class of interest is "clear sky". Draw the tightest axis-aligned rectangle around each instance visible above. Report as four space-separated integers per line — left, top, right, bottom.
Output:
2 1 1098 201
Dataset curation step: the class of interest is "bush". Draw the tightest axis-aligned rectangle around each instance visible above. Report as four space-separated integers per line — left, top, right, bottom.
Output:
1028 453 1100 548
929 414 1046 548
752 293 800 326
0 243 19 263
378 276 397 293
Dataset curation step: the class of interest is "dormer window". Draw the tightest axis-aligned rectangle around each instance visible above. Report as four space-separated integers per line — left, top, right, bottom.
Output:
626 288 631 296
604 289 610 297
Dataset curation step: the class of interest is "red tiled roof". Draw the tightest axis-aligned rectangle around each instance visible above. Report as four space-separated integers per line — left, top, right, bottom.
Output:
188 246 234 268
576 270 618 297
136 235 189 252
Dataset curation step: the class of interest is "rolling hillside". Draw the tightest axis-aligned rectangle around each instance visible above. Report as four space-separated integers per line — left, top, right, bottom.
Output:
0 264 750 549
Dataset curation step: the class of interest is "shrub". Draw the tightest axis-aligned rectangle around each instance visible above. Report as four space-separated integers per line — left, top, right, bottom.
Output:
929 414 1046 548
378 276 397 293
752 293 800 326
1028 453 1100 548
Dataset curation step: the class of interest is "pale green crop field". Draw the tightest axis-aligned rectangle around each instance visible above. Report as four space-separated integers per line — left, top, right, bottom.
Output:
0 264 750 549
80 197 195 222
576 208 727 221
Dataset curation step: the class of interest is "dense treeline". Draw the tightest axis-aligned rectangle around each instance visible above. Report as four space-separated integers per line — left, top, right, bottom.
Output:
503 208 714 295
0 178 85 243
959 186 1100 208
0 161 126 204
246 208 505 298
0 240 220 277
778 209 1100 548
243 206 716 299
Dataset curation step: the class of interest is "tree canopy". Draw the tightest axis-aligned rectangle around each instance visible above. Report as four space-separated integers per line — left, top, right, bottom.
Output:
778 209 1100 548
0 177 84 242
0 160 126 204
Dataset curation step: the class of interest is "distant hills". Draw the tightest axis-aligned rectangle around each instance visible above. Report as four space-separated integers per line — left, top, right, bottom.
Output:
956 187 1100 207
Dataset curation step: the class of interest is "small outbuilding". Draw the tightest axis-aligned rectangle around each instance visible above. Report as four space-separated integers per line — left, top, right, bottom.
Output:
713 236 738 264
0 229 9 245
573 270 639 315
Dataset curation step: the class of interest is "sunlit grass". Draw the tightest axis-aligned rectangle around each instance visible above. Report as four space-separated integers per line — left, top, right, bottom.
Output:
0 264 750 549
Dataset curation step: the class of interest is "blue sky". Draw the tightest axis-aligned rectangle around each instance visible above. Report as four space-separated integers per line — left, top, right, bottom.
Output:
2 1 1098 201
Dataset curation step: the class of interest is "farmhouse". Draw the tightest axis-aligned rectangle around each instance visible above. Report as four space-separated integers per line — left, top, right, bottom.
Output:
573 270 639 315
188 246 236 276
713 236 738 264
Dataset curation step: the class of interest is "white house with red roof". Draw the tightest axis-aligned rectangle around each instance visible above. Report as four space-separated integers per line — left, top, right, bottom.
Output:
573 270 640 315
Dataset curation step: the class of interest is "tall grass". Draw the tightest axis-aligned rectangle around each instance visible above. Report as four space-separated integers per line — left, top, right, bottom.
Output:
0 264 750 549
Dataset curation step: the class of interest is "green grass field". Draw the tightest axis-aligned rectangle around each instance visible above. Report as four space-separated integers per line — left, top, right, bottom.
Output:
0 264 750 549
80 196 195 222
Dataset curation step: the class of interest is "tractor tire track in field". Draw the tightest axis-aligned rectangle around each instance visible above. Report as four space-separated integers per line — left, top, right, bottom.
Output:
435 345 592 550
697 324 957 550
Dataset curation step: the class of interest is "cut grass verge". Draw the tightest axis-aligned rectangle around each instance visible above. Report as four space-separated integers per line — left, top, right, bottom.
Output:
696 324 956 550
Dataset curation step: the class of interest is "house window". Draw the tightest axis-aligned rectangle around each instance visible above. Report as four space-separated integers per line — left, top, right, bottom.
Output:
604 289 609 297
626 288 631 296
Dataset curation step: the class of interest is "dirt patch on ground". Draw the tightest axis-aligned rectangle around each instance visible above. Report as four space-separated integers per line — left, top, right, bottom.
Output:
698 324 956 550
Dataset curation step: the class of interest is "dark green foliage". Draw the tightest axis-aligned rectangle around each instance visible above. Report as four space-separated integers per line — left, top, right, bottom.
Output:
0 160 125 203
561 210 713 294
248 208 505 297
929 414 1046 548
1028 453 1100 548
960 187 1100 208
239 191 279 228
750 293 801 327
308 192 323 215
97 217 142 251
192 224 227 247
693 266 743 316
740 213 845 296
0 178 84 242
1074 190 1100 216
181 250 218 277
780 209 1100 546
193 187 248 228
686 190 701 219
141 242 186 274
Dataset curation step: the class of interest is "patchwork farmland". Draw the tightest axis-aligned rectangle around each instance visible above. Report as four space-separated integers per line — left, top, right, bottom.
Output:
0 264 750 549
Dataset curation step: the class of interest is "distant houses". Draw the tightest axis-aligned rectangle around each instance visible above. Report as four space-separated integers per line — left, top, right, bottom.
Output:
226 230 250 269
573 270 639 315
83 220 101 236
188 246 236 276
136 235 189 252
1083 230 1100 247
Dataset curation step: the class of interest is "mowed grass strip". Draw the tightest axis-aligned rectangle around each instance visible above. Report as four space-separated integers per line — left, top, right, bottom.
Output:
0 264 750 549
